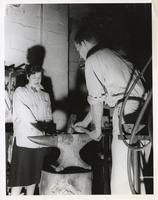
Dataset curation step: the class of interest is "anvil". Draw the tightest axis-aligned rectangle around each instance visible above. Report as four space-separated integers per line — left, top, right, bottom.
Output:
28 133 93 171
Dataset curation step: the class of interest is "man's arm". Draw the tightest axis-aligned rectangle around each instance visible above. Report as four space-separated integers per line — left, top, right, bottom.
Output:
73 110 92 132
90 101 103 139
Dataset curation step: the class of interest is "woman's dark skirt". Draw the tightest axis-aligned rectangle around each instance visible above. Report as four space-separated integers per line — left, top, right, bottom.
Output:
9 139 48 187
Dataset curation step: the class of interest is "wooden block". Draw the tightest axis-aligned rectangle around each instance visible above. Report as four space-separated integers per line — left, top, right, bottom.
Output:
39 170 92 194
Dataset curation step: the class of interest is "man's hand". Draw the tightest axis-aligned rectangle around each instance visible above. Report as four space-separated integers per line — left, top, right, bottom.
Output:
72 122 87 133
75 126 88 133
72 124 102 141
86 130 102 141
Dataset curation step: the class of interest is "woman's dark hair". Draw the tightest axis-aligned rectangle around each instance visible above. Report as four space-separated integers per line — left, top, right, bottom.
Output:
25 64 43 77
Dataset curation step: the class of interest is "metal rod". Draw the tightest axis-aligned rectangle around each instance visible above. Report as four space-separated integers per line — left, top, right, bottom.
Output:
133 145 140 193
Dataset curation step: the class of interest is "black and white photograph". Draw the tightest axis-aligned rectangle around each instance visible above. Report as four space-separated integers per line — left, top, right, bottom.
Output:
2 1 157 198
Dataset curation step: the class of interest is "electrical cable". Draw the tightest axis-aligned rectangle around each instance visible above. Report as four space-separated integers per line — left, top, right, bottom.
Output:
128 91 152 151
118 57 152 150
117 56 152 194
127 90 152 194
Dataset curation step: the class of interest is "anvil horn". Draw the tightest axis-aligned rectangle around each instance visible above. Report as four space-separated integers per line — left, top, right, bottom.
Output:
28 135 58 147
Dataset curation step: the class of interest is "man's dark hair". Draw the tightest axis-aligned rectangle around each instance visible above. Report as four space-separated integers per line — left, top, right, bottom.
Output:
25 64 43 77
74 26 98 45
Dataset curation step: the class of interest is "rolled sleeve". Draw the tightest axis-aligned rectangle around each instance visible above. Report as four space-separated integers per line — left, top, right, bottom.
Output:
87 94 106 105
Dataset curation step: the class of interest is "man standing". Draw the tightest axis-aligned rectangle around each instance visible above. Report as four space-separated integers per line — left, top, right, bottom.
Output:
73 27 145 194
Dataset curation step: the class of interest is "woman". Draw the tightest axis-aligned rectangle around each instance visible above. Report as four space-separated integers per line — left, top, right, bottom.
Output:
9 64 53 195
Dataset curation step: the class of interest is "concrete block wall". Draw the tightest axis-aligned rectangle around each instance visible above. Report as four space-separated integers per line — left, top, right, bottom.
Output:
5 4 68 129
5 4 68 101
68 5 92 91
42 4 68 100
68 23 80 91
5 4 41 66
